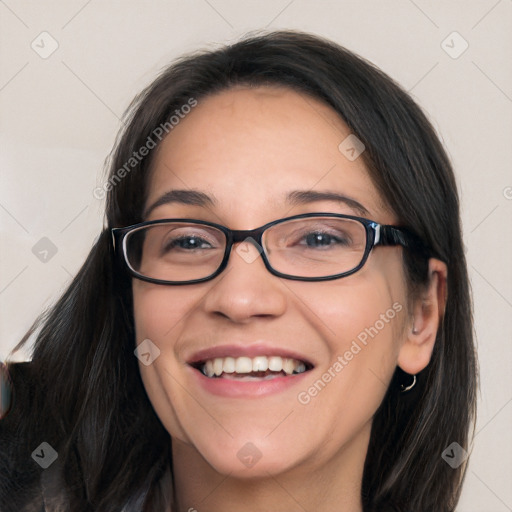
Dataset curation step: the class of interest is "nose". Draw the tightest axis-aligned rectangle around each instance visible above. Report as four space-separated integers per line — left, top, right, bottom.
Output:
201 238 287 323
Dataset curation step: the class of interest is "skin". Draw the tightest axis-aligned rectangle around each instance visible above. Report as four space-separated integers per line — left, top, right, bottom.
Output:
132 86 447 511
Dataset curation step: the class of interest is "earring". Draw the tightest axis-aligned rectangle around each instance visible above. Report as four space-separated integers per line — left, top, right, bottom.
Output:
412 326 418 334
400 374 416 393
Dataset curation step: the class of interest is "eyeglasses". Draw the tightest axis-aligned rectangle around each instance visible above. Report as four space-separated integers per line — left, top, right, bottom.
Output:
111 213 426 285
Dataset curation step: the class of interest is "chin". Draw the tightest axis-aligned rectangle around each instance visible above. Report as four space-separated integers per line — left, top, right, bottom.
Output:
201 446 302 479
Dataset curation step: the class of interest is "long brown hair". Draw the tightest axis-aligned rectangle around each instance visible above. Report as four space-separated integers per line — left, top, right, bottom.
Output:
2 30 477 511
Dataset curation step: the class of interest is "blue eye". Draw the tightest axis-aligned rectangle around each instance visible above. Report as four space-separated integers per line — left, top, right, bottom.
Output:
163 235 213 252
303 232 349 248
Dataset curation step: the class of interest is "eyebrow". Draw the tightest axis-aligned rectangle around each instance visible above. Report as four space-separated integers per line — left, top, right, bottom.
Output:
143 189 369 218
286 190 369 216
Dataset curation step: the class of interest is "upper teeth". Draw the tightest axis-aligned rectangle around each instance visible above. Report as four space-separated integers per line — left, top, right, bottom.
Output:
201 356 306 377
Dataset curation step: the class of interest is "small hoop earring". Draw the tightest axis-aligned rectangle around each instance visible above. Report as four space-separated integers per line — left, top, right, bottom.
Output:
400 374 416 393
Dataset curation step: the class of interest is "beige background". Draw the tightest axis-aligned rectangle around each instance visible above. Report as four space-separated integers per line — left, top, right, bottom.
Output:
1 1 511 510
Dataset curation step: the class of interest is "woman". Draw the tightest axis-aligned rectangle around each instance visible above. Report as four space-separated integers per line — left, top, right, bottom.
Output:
0 30 477 511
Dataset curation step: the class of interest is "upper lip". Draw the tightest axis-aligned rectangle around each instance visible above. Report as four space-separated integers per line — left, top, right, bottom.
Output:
187 342 315 368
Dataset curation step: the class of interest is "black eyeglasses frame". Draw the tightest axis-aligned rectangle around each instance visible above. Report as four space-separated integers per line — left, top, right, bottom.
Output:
111 212 429 285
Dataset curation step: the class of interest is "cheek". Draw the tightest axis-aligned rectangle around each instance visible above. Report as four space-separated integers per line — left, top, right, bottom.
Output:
132 283 193 341
294 269 407 410
131 282 205 442
279 276 407 465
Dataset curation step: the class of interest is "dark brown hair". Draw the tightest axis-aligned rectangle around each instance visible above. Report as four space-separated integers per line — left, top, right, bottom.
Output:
2 30 477 511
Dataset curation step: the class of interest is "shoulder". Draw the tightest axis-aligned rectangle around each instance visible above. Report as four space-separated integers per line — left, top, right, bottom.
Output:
0 362 46 511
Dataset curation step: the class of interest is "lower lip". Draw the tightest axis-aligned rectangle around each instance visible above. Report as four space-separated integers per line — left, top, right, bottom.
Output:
188 366 311 398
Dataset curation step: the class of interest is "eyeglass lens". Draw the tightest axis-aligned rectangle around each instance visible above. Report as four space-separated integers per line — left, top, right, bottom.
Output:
124 217 368 281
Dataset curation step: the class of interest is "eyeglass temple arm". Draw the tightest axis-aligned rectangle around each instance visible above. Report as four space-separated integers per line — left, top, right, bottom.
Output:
377 225 430 256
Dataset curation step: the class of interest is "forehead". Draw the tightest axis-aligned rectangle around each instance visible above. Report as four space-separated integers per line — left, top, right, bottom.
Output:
145 86 393 225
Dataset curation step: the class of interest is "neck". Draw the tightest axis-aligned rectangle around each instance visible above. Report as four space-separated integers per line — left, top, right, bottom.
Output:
170 424 370 512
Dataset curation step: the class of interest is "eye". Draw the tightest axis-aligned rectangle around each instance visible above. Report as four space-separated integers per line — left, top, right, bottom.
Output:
301 231 350 248
162 234 214 252
155 225 225 256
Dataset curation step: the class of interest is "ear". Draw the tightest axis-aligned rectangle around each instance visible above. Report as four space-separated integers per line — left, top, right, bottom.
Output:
397 258 448 375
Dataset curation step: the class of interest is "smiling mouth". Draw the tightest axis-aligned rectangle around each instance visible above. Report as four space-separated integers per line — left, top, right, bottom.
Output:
191 355 313 381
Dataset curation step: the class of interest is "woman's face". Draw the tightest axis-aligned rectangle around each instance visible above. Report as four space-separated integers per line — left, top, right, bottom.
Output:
132 86 411 478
